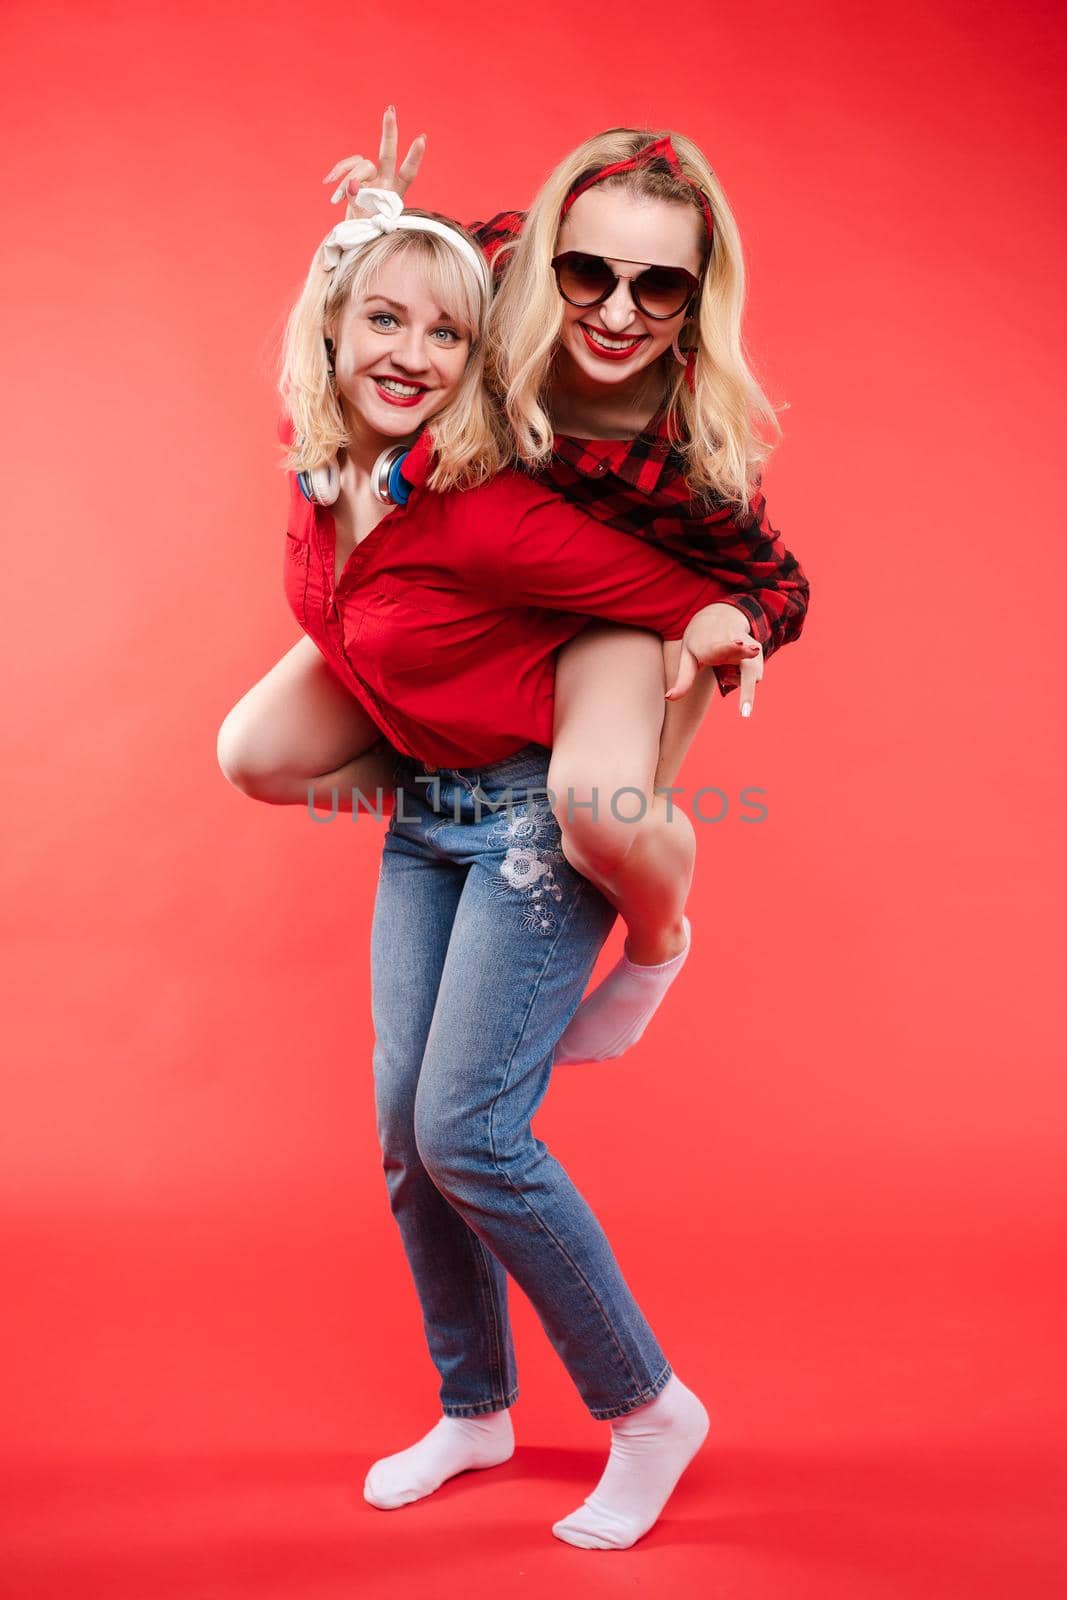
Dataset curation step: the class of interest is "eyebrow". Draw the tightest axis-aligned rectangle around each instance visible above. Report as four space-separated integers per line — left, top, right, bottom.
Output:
362 294 458 322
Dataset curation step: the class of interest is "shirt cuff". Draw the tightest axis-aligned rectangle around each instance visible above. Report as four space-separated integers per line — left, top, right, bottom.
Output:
722 594 772 646
710 597 770 698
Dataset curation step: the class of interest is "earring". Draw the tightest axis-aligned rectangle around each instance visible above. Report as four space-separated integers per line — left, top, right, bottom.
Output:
672 322 696 367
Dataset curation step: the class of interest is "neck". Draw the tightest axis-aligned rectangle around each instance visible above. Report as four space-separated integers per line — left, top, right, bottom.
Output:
548 351 667 440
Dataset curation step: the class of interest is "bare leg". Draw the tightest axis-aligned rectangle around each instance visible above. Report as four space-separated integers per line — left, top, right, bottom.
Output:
549 624 717 965
595 636 720 961
216 635 399 814
548 625 720 1063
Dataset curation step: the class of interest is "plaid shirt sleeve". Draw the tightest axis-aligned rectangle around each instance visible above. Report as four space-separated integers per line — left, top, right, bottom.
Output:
699 486 811 695
467 211 526 281
543 448 811 697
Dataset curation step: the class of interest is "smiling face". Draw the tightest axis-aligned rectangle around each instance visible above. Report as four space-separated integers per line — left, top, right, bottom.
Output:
329 255 472 442
554 186 705 390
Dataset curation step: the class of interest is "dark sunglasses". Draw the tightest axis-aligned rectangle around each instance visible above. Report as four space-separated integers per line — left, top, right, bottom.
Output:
550 250 700 321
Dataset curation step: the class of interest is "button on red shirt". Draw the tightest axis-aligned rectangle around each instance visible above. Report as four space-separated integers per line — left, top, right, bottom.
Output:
282 427 735 769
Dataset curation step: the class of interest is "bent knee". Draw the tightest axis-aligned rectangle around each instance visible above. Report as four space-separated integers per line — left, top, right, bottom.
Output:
549 775 650 874
414 1114 490 1195
216 706 283 799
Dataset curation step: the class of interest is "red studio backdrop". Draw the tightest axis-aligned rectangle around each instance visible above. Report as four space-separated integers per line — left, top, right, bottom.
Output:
1 2 1064 1596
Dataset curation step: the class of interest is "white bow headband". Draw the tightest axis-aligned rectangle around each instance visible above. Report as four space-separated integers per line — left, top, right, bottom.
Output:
319 187 492 303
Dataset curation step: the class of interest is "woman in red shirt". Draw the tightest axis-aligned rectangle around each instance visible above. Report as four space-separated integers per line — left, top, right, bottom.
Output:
319 113 810 1068
218 202 756 1550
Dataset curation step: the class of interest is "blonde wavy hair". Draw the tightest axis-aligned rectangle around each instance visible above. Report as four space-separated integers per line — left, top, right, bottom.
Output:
486 128 783 514
279 212 506 492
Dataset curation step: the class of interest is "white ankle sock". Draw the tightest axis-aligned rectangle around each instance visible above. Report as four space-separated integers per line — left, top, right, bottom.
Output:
363 1410 515 1509
554 916 692 1064
551 1375 710 1550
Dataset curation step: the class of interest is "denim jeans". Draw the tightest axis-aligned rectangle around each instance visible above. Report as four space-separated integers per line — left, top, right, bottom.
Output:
369 739 674 1420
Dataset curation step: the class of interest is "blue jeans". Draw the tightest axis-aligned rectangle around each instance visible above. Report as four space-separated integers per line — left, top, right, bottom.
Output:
369 740 674 1420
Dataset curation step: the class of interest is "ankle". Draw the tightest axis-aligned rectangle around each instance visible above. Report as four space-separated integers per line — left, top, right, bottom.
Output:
623 917 689 967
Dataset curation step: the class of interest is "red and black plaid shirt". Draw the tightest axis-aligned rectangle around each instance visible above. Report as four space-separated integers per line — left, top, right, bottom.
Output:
470 210 810 697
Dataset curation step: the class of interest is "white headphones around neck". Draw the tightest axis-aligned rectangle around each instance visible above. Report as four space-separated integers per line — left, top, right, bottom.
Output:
296 444 411 508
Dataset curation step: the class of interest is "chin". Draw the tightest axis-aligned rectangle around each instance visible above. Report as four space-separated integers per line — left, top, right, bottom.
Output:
573 352 643 386
374 409 425 434
366 401 431 434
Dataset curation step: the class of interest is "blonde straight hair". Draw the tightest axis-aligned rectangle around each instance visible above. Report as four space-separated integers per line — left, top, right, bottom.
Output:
486 128 783 514
279 213 506 492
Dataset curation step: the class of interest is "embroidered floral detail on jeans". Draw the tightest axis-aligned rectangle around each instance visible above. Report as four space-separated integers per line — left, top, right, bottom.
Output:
485 801 555 850
487 801 565 935
500 846 550 890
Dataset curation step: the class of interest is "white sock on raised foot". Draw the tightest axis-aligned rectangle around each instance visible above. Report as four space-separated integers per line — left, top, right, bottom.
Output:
553 916 692 1065
363 1410 515 1510
551 1374 710 1550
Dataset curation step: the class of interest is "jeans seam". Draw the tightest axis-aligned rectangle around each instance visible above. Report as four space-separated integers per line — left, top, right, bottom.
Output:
442 1385 519 1418
468 1231 509 1408
485 878 647 1403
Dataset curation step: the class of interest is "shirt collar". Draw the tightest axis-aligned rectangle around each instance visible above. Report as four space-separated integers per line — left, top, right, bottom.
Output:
398 428 434 491
552 401 674 492
398 404 677 494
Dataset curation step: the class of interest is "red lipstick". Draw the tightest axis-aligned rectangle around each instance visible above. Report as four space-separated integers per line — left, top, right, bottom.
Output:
372 375 430 407
577 323 649 362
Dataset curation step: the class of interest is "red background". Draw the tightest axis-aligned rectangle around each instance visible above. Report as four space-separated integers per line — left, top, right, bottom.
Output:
2 1 1065 1595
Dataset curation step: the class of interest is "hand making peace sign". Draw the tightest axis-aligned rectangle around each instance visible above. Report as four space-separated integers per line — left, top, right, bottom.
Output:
322 105 427 219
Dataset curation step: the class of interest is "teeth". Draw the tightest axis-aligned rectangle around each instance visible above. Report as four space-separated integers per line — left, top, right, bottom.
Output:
585 326 641 351
377 377 423 396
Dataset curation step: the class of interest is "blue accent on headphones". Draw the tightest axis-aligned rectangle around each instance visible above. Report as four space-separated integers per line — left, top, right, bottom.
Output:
385 452 411 506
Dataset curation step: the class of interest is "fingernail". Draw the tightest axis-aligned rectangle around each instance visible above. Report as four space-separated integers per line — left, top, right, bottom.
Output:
741 702 751 717
329 183 346 204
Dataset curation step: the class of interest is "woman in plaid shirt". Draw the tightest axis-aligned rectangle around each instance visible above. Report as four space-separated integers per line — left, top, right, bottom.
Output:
324 114 810 1067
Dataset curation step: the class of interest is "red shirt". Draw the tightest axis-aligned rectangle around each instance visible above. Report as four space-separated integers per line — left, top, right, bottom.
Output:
470 210 811 699
283 428 735 768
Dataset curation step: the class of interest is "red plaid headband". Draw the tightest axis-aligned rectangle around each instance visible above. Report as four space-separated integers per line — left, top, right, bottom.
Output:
560 135 715 243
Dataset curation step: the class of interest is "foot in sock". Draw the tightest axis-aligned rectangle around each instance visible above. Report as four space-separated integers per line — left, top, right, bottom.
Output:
553 916 692 1065
363 1409 515 1509
551 1374 710 1550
